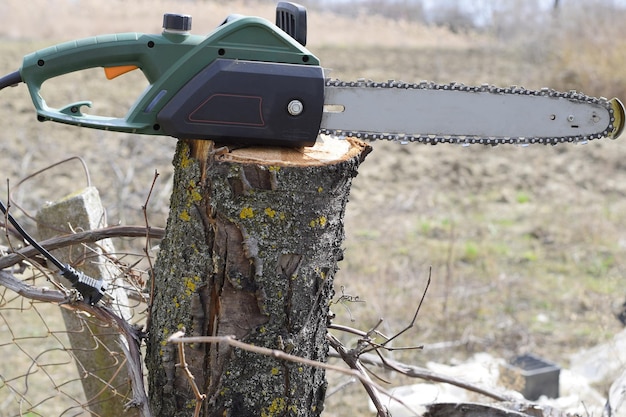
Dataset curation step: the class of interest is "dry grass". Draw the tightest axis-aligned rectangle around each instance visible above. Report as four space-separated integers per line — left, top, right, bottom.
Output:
1 1 626 416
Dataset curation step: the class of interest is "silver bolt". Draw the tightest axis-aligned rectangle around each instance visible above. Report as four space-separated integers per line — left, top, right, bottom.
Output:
568 115 575 122
287 100 304 116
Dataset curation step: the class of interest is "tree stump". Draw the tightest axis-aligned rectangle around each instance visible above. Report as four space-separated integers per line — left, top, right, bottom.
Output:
146 136 371 416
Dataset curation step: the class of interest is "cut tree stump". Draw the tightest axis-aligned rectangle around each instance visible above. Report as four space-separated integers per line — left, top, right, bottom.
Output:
147 136 371 416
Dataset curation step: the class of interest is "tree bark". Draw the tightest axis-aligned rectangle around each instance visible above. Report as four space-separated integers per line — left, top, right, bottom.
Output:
146 137 371 416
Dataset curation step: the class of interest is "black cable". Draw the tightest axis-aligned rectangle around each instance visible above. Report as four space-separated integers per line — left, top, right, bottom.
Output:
0 71 22 91
0 199 64 270
0 199 107 304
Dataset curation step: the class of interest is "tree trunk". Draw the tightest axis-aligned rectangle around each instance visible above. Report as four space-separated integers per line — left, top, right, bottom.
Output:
146 137 371 416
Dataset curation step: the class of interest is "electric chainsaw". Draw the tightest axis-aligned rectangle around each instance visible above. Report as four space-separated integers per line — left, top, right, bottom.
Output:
0 2 623 304
0 2 623 148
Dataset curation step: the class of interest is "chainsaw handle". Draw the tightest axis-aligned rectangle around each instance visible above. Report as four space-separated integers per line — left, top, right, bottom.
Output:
19 31 202 132
16 11 321 144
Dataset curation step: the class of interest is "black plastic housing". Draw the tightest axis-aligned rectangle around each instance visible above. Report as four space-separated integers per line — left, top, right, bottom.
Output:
157 59 324 147
276 2 307 46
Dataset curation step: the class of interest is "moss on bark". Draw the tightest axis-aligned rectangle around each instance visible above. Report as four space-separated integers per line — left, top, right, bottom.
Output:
147 138 370 416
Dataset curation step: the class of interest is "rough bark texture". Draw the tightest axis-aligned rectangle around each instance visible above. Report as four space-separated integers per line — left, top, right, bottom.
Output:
147 138 370 417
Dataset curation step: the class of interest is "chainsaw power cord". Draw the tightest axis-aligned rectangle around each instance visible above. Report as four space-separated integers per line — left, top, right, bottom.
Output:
0 71 22 90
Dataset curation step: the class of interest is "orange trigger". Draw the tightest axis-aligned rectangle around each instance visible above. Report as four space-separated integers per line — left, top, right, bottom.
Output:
104 65 139 80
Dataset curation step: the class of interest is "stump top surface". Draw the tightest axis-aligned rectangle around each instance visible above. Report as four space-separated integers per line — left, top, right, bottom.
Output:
218 136 369 167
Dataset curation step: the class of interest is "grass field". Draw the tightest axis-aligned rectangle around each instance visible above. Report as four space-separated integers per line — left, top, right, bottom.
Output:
1 1 626 416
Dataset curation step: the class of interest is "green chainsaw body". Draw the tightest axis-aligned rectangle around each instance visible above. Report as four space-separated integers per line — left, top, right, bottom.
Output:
15 2 624 148
20 14 324 146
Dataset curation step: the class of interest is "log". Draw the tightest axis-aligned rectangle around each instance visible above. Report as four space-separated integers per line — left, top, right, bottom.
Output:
146 136 371 416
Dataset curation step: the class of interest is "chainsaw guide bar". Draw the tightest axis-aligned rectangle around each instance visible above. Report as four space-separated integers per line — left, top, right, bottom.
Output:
321 79 625 146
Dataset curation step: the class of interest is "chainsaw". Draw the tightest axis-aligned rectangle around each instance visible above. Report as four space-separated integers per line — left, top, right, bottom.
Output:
0 2 623 148
0 2 624 304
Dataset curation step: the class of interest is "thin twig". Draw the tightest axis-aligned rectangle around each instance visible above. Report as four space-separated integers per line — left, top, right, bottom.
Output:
8 156 92 224
328 323 369 337
327 332 391 417
166 333 422 417
372 267 431 350
142 171 159 334
325 376 357 398
169 331 206 417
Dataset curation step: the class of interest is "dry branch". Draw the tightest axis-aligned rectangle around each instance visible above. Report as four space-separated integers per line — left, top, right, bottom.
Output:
166 332 421 416
89 305 151 417
0 268 151 416
0 269 67 303
0 225 164 270
327 332 392 417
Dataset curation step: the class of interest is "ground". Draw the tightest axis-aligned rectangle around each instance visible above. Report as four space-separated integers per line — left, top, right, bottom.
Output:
0 1 625 416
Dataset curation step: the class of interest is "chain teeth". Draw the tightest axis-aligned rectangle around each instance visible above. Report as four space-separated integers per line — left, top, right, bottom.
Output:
322 78 615 146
